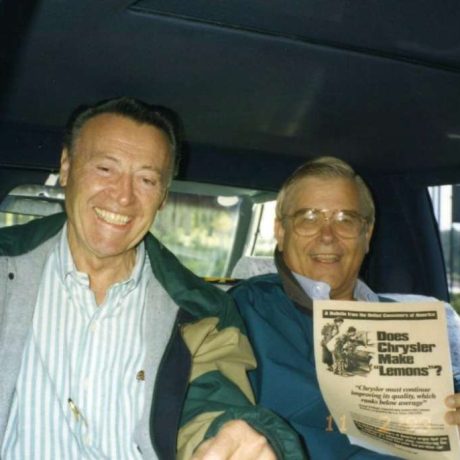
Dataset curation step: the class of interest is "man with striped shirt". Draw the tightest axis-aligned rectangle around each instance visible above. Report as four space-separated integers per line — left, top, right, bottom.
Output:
0 97 304 459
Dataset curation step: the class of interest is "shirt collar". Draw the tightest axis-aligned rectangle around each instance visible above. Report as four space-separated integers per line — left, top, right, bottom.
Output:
57 223 146 291
292 271 379 302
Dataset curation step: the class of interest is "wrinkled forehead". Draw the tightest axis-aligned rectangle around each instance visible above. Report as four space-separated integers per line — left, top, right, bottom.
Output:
71 114 172 163
284 176 363 215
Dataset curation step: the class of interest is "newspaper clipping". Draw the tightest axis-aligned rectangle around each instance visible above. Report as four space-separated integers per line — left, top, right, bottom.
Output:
314 300 460 459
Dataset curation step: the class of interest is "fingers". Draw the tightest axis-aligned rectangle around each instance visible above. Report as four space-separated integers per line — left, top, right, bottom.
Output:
191 420 277 460
445 394 460 425
445 394 460 409
191 438 220 460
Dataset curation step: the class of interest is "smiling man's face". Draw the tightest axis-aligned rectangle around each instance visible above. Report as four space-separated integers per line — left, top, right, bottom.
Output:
275 176 373 300
59 113 171 270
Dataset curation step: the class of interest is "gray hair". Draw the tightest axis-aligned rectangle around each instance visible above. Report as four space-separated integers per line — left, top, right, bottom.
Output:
275 156 375 224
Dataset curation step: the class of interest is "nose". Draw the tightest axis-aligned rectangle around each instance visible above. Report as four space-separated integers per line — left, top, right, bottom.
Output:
318 219 336 242
114 173 135 206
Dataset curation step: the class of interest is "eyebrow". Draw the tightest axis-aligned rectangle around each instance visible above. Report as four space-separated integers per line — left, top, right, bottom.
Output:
98 154 162 173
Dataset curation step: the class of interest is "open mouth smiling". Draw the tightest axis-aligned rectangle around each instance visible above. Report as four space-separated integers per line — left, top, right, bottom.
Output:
310 253 341 263
94 207 131 225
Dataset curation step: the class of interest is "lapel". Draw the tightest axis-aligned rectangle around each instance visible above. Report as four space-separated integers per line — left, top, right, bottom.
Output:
0 235 58 446
134 261 192 459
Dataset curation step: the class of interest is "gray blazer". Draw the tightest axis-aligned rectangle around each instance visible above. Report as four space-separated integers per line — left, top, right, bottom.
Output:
0 234 179 459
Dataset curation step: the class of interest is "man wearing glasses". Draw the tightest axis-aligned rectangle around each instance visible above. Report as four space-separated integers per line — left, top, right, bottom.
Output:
230 156 460 459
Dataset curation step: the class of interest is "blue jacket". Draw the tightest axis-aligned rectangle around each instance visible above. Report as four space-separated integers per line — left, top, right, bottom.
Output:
231 272 460 460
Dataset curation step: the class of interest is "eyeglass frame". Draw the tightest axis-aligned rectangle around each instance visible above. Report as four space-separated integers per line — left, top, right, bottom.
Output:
280 207 371 239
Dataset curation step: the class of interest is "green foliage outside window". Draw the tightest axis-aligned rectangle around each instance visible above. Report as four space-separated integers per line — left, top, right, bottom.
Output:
152 192 241 277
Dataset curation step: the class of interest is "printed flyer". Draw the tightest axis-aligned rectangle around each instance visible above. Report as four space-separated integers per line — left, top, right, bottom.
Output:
314 299 460 459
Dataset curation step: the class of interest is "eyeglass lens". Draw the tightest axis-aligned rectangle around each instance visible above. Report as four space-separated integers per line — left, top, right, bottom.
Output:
293 209 365 238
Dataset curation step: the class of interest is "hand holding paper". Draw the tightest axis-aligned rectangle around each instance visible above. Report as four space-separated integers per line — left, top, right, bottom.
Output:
445 394 460 425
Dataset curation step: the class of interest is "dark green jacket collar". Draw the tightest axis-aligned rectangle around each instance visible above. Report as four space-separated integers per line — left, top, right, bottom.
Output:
274 248 313 313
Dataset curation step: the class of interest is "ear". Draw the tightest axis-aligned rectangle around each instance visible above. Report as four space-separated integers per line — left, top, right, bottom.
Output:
274 218 286 252
59 148 71 187
364 222 374 253
159 190 169 210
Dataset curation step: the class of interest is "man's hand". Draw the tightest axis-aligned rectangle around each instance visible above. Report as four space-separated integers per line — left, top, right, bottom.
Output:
445 394 460 425
191 420 277 460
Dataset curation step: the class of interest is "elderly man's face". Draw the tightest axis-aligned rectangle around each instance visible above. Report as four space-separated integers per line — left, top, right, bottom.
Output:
59 113 171 268
275 176 373 300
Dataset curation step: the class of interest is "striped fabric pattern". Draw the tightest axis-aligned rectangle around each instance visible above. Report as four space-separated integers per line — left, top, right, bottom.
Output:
2 228 149 459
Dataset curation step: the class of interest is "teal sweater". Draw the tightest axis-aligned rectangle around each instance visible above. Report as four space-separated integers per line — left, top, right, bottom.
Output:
231 273 453 460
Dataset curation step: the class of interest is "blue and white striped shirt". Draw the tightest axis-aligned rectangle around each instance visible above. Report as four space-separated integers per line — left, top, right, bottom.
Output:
2 227 150 459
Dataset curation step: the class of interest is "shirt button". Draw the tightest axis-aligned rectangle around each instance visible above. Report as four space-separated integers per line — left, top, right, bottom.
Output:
89 323 97 333
83 378 90 391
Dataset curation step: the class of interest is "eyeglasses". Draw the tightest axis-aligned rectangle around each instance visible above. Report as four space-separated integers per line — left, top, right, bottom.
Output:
282 208 369 239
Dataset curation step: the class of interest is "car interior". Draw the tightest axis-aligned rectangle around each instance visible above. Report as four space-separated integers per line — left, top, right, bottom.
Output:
1 1 460 305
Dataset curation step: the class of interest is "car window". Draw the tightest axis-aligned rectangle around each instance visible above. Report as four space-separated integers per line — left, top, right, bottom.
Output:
0 184 65 227
429 185 460 311
249 201 277 257
153 191 242 277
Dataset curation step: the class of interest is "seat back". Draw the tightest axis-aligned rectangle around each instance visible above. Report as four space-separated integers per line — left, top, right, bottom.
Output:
231 255 276 279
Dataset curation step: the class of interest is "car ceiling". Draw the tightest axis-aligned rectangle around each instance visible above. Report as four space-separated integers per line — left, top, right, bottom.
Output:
1 0 460 189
